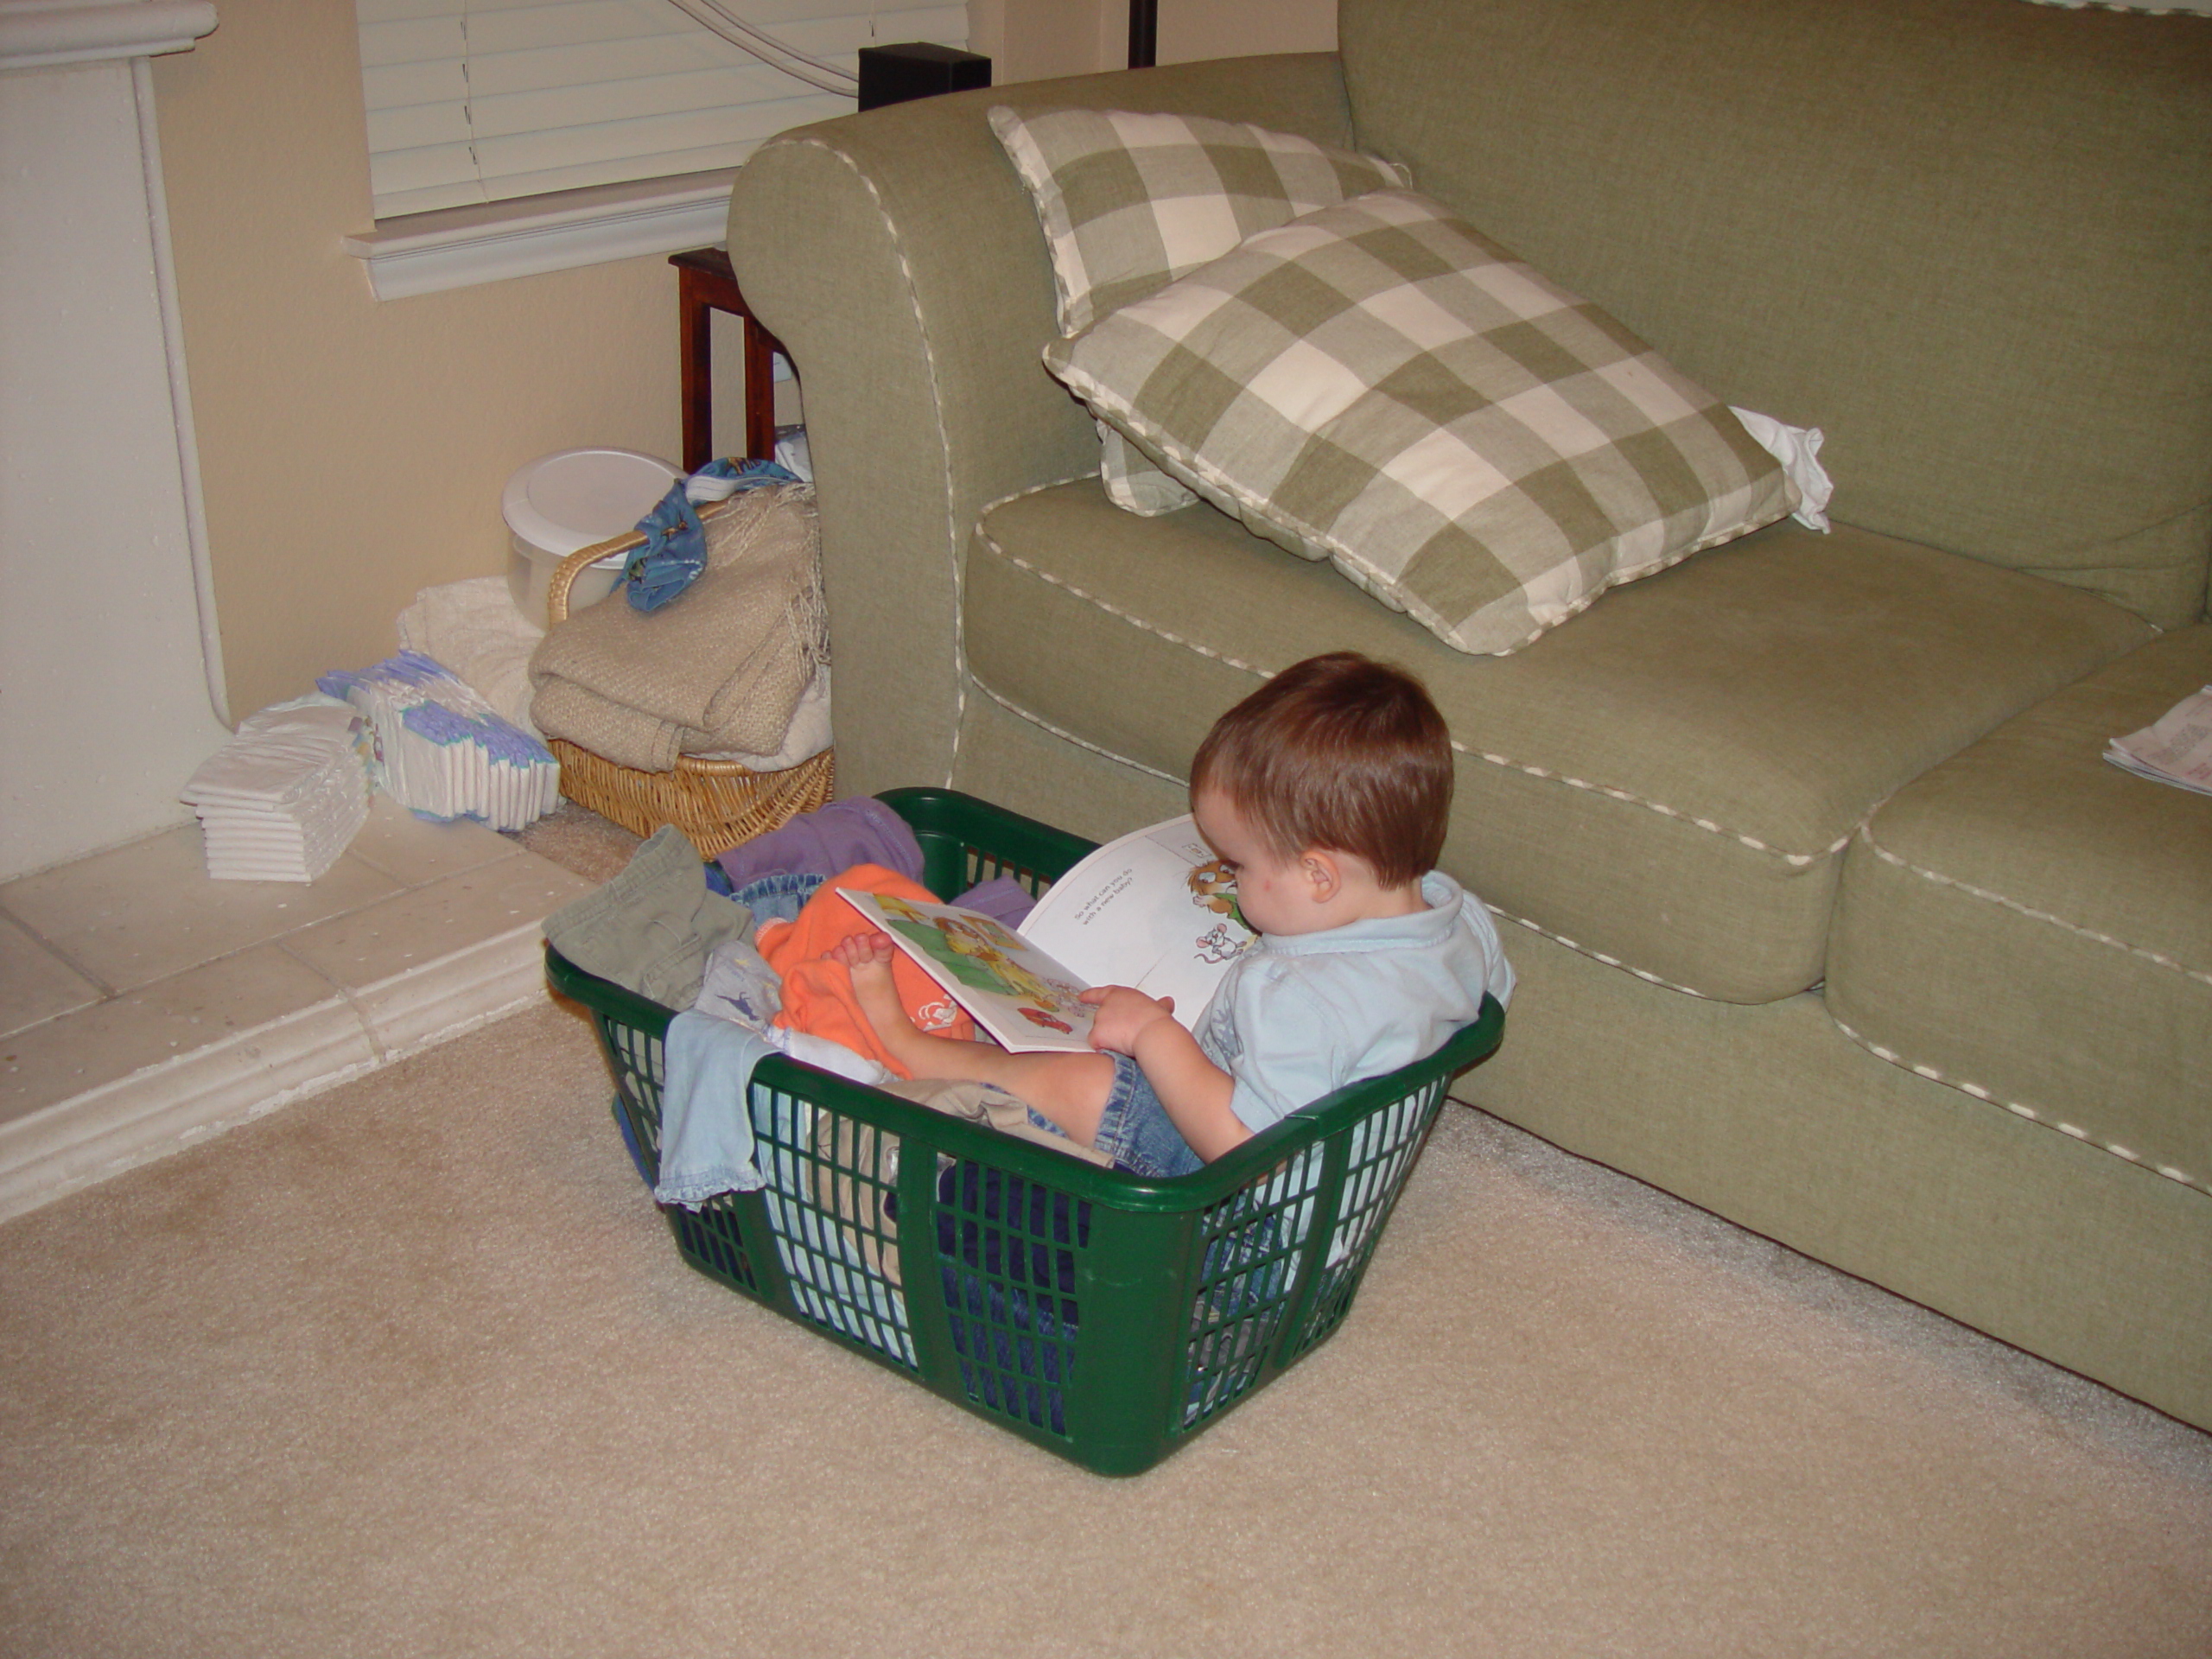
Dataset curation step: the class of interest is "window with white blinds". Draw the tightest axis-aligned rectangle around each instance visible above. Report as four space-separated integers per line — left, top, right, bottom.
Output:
357 0 969 221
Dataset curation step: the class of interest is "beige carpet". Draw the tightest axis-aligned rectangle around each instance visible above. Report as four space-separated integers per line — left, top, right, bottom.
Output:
3 988 2208 1656
510 798 645 886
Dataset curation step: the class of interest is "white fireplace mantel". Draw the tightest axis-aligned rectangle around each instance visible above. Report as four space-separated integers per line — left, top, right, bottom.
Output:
0 0 217 72
0 1 230 880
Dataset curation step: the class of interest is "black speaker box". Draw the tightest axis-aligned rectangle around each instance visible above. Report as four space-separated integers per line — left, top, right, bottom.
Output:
856 42 992 111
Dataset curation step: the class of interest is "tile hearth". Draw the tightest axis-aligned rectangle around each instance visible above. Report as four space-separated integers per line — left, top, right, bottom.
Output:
0 798 594 1221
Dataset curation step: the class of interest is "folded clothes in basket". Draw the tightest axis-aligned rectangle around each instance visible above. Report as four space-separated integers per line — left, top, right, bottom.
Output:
528 483 825 772
655 1009 886 1208
626 458 800 613
659 1021 1107 1217
543 825 755 1009
714 795 924 889
691 663 830 772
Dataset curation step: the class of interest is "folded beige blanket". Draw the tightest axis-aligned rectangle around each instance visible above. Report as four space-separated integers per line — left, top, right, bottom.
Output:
528 484 826 772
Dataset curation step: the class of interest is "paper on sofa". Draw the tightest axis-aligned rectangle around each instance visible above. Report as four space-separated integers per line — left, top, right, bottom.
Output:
2106 685 2212 797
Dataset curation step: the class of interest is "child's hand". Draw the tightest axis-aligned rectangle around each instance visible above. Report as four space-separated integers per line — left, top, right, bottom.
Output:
1080 984 1175 1054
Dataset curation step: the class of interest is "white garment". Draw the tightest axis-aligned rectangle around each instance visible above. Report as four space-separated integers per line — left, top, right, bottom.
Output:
1731 407 1835 532
396 576 544 735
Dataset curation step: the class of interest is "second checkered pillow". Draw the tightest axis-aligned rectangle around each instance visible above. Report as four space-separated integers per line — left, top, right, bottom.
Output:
989 105 1408 336
1043 190 1799 655
991 105 1409 516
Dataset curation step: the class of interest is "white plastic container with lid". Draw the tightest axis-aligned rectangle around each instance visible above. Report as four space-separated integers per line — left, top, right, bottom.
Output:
503 448 682 622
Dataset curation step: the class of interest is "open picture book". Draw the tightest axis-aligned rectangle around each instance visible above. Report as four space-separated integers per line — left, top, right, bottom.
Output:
837 814 1257 1053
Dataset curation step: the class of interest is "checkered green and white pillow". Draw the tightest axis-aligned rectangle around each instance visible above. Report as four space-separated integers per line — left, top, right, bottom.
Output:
1042 190 1800 654
989 105 1410 335
989 105 1409 515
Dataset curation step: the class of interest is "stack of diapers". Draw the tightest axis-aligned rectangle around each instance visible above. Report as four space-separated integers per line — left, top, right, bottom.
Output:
319 650 560 831
180 694 372 882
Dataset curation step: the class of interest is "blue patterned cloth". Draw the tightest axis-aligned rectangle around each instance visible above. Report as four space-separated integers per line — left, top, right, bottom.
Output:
626 458 800 613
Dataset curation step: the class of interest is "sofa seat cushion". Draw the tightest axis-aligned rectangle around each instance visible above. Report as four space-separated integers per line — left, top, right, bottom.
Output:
966 480 2151 1001
1827 626 2212 1194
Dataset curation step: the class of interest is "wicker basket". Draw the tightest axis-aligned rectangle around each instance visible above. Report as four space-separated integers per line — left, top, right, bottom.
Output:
541 499 835 858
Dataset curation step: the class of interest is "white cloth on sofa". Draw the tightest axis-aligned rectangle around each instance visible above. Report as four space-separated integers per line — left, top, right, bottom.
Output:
1731 408 1835 532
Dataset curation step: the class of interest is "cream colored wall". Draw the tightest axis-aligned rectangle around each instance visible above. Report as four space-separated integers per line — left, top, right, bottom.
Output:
0 58 233 879
1160 0 1336 63
149 0 1337 721
967 0 1123 82
972 0 1334 82
149 0 683 721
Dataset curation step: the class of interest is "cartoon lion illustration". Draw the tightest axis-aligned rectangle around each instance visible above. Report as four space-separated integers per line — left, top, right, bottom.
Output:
1187 857 1248 932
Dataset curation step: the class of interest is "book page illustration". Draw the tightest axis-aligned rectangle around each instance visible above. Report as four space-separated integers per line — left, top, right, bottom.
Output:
1023 816 1257 1031
839 889 1096 1053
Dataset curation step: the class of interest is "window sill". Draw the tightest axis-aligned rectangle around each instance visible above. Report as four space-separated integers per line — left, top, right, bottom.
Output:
341 170 740 301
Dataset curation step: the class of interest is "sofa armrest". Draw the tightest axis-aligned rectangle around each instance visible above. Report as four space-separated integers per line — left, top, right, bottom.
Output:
726 54 1355 797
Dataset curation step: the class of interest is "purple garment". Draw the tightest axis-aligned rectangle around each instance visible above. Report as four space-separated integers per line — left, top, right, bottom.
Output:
949 874 1037 930
715 797 925 889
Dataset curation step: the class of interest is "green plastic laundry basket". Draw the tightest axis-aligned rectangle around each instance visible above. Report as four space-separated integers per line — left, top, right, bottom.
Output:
547 787 1504 1476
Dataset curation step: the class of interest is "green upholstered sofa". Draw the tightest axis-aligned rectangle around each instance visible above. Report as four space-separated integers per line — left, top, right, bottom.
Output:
728 0 2212 1427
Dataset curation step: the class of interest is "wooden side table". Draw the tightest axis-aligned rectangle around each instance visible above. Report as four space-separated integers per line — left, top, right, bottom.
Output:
670 246 787 473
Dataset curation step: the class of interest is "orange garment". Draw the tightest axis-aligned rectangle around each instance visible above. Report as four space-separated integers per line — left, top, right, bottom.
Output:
758 864 974 1076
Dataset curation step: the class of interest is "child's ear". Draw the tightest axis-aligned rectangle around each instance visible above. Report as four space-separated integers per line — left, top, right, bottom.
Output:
1301 849 1342 904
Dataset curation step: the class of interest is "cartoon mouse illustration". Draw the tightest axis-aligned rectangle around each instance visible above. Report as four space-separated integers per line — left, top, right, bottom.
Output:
1193 921 1248 965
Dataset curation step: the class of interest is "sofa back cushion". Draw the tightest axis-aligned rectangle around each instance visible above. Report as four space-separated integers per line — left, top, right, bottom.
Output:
1338 0 2212 628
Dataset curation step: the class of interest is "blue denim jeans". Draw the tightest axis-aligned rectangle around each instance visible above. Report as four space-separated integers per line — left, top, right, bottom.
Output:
1089 1052 1205 1178
727 870 824 927
1017 1052 1205 1177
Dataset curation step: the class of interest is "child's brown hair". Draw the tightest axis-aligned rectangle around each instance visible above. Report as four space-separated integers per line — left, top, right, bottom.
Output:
1189 652 1452 887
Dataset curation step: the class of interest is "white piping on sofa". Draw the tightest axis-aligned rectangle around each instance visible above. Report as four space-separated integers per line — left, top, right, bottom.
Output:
975 529 1859 869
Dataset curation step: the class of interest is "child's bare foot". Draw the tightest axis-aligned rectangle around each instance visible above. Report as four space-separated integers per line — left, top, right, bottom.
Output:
818 927 1114 1136
827 931 935 1071
825 930 899 981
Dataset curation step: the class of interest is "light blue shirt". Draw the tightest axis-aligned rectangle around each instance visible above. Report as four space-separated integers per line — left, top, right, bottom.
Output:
1194 872 1515 1134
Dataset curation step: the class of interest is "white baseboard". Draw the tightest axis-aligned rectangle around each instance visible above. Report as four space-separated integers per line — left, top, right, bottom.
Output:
0 924 555 1224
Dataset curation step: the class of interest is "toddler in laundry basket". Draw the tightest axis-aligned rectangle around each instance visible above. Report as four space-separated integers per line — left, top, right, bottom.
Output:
830 652 1515 1177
